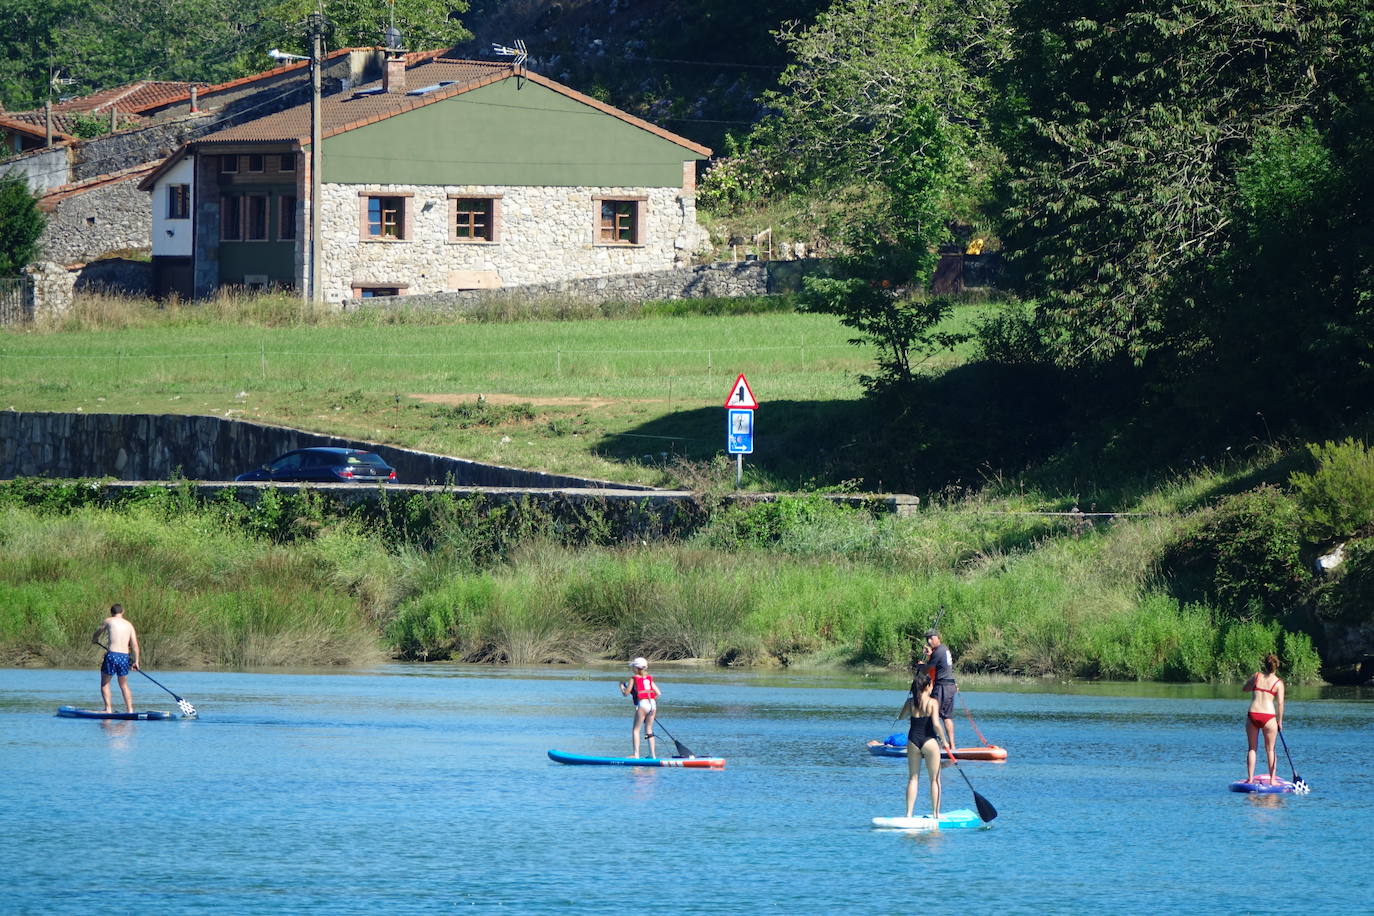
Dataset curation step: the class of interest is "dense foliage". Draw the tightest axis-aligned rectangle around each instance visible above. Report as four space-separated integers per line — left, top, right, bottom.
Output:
0 0 469 112
0 173 44 276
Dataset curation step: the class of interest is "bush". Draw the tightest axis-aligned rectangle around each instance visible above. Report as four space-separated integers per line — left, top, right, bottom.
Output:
1289 438 1374 542
1163 486 1308 619
1281 630 1323 685
1215 620 1280 681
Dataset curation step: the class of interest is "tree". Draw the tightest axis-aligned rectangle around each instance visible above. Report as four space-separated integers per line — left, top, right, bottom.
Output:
1001 0 1367 368
0 173 45 276
264 0 470 56
731 0 1006 392
751 0 1010 260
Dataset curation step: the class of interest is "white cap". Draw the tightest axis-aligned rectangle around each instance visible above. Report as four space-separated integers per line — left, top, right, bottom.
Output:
630 657 648 669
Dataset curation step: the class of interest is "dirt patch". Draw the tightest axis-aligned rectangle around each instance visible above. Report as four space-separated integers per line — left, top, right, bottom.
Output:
409 392 623 409
406 390 623 409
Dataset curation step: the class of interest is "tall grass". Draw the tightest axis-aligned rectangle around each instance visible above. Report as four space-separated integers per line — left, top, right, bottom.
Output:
0 503 384 668
0 474 1327 682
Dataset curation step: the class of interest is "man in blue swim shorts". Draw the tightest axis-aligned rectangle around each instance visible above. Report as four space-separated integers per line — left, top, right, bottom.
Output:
92 604 141 713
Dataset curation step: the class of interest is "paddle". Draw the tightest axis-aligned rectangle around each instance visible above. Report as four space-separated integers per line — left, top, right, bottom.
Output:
945 752 998 822
1277 726 1309 794
649 716 697 758
136 668 198 718
100 642 197 717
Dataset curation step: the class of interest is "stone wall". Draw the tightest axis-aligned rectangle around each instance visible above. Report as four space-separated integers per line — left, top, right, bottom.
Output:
318 182 704 304
349 259 828 311
0 411 653 490
38 174 154 265
71 116 213 183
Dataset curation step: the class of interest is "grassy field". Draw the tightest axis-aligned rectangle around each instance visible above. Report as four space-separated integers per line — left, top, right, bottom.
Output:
0 294 990 488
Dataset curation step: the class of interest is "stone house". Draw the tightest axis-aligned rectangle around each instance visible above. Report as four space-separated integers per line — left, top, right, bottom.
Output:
137 50 712 304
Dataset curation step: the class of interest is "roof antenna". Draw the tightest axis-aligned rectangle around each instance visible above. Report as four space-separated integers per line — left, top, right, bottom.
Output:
384 0 403 50
491 39 528 78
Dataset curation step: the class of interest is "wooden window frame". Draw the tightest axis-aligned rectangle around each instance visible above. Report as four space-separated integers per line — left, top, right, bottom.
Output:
278 194 297 241
278 153 296 172
592 195 647 246
244 194 269 241
448 194 501 243
219 155 239 174
221 194 242 241
246 153 265 173
166 184 190 220
351 281 412 299
358 192 414 242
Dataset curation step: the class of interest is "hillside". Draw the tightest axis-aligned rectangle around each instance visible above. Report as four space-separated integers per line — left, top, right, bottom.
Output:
452 0 827 150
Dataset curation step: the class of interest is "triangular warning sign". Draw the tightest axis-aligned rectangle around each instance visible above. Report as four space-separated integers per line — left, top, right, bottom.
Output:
724 373 759 409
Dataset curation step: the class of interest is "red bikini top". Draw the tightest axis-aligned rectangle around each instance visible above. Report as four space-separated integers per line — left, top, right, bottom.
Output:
1248 679 1280 696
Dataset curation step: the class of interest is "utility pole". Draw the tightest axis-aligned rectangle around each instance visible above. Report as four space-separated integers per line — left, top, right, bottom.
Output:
308 12 326 304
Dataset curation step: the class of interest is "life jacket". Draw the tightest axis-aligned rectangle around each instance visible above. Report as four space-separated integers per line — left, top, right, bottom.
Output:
631 673 657 702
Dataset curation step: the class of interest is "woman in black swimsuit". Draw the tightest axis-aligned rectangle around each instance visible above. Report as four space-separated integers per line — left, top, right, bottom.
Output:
898 667 955 820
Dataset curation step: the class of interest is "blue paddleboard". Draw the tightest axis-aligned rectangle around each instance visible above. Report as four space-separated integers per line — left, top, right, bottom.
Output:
56 706 179 721
872 809 985 830
1229 775 1298 794
547 749 725 769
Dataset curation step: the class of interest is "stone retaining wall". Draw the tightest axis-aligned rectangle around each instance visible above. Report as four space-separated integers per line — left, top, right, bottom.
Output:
0 411 652 490
350 259 826 311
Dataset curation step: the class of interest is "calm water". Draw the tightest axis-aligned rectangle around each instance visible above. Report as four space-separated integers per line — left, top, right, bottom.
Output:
2 665 1371 914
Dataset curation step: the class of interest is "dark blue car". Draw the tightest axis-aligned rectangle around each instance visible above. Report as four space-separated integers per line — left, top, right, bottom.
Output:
234 447 397 483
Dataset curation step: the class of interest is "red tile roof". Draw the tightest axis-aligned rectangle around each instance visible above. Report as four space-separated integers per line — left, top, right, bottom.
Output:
37 160 162 210
52 81 207 115
0 113 80 143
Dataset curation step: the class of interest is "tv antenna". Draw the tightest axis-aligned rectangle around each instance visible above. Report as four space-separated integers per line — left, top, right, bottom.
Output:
384 0 404 50
491 39 528 69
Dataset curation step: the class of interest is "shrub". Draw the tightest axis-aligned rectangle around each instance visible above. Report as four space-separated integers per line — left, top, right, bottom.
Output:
1281 630 1323 685
1289 438 1374 542
1162 486 1308 619
1215 620 1280 681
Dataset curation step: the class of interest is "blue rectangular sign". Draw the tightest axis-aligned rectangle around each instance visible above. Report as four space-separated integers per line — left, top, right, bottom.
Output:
727 408 754 454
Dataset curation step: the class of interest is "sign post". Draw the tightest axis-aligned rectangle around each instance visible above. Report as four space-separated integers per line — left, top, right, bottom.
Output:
724 373 758 488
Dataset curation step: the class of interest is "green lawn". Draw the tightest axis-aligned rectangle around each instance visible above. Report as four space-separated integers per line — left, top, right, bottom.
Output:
1 302 993 487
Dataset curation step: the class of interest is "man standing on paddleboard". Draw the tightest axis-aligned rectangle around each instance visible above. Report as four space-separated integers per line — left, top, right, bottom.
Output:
921 629 956 752
92 604 140 714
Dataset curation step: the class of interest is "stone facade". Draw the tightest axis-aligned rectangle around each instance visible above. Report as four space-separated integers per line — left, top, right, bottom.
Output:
319 182 705 304
38 173 154 265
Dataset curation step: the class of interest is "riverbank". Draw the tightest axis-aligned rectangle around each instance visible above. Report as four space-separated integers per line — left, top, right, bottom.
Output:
0 474 1325 683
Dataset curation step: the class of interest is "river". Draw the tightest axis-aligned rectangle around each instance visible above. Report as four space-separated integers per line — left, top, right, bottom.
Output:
2 665 1369 913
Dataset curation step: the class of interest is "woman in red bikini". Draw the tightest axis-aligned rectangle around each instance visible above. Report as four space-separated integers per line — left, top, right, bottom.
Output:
1243 653 1285 784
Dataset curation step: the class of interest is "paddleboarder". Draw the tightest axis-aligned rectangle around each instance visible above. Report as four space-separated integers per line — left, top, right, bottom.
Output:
619 657 660 758
898 668 955 821
91 604 140 714
1243 653 1285 784
921 629 957 752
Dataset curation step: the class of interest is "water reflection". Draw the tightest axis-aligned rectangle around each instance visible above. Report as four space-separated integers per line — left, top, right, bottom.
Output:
99 719 135 750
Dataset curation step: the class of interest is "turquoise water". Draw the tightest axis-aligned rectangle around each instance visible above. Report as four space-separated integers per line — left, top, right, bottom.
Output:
2 665 1370 914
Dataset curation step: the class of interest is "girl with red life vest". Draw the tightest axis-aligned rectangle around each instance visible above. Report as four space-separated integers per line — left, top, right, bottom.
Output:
619 657 660 758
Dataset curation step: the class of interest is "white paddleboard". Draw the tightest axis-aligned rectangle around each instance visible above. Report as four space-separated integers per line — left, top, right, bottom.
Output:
872 808 983 830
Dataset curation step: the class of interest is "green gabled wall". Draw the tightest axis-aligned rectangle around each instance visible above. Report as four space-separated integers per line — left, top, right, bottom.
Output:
321 78 704 187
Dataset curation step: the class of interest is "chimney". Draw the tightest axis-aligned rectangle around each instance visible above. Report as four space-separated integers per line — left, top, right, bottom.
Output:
383 51 406 93
190 86 199 113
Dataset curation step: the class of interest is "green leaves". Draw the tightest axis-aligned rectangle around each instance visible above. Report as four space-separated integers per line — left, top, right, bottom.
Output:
0 174 44 277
